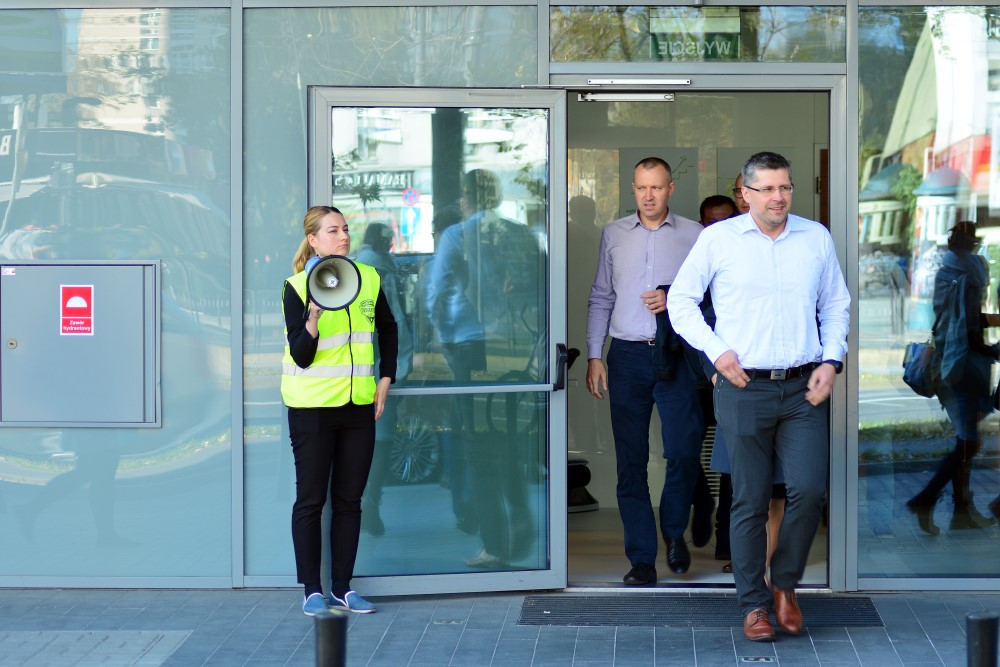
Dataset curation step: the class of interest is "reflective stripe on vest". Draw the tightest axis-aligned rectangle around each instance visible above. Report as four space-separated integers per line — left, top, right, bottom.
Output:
281 363 376 378
316 331 374 351
280 262 380 408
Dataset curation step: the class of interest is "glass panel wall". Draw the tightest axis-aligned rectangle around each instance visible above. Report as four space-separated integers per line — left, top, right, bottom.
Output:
242 7 543 578
858 6 1000 579
0 8 232 578
551 6 846 63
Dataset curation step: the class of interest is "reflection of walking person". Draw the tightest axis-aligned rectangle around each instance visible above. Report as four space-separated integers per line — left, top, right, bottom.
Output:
907 222 999 534
426 169 541 568
281 206 398 616
357 223 414 537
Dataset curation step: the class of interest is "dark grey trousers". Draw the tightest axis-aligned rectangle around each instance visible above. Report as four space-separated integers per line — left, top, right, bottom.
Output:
715 373 829 614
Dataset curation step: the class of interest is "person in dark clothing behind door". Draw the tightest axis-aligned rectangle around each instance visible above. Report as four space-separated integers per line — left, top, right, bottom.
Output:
907 221 999 534
586 157 705 586
669 152 849 641
281 206 398 616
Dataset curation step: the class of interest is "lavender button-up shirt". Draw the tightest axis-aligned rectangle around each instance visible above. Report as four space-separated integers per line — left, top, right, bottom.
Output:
586 211 703 360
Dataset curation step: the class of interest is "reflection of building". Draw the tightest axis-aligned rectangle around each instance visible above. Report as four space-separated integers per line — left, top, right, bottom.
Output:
329 108 547 255
912 166 967 246
859 163 909 248
75 10 169 136
861 13 997 329
925 8 998 216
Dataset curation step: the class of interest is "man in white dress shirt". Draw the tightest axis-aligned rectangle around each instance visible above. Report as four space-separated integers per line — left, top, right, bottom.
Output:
668 152 850 641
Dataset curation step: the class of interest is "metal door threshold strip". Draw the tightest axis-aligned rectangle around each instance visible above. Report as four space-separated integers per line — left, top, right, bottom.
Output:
518 594 883 627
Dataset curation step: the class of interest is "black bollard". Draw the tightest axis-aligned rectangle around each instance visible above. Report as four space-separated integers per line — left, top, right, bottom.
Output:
314 608 347 667
966 610 999 667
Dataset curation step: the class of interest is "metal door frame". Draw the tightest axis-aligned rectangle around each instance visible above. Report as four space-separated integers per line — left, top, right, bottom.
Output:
552 72 854 594
288 86 569 595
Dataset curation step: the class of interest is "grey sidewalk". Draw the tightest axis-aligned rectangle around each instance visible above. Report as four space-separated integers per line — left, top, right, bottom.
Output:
0 588 998 666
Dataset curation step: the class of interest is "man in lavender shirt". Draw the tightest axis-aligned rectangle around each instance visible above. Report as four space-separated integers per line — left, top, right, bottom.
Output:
586 157 705 585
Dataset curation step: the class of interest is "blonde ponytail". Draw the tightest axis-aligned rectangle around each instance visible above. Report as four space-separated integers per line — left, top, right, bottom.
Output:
292 238 313 274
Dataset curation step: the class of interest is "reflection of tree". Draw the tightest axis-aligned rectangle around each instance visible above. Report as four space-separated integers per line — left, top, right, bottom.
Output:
928 6 986 60
858 9 927 171
743 7 845 62
891 164 922 228
514 163 546 204
550 6 647 62
552 6 846 63
352 182 383 211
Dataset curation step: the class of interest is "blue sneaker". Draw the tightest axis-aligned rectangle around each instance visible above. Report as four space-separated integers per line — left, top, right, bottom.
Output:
302 592 329 616
328 590 376 614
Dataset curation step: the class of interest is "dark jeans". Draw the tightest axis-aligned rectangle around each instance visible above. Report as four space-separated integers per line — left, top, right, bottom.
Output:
289 404 375 593
715 373 828 614
607 338 704 565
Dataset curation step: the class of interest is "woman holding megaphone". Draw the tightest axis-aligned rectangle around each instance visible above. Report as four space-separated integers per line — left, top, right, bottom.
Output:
281 205 398 616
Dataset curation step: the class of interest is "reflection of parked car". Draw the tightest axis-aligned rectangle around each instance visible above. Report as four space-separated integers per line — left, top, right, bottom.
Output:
385 395 443 485
0 178 231 460
389 414 442 484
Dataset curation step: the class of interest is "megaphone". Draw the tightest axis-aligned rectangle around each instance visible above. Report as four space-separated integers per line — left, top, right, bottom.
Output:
306 255 361 311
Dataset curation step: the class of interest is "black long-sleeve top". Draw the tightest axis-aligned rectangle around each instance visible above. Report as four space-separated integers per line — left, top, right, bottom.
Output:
282 282 398 383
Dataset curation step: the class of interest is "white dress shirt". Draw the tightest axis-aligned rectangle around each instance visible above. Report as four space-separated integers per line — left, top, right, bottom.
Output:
667 213 850 369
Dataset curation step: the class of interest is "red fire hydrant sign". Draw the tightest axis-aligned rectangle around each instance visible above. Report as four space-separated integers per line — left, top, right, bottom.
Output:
61 284 94 335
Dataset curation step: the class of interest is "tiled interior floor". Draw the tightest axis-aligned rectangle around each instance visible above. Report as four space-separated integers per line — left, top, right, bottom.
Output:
0 588 997 666
567 508 827 588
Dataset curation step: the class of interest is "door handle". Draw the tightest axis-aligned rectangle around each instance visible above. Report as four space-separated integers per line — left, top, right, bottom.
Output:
553 344 580 391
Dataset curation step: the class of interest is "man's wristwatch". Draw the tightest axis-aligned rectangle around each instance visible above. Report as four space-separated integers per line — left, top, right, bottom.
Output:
822 359 843 374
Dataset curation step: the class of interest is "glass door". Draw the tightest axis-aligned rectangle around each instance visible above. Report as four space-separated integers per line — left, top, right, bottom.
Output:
307 87 567 594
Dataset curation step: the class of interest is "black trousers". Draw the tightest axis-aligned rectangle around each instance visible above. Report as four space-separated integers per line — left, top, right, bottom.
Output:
288 404 375 592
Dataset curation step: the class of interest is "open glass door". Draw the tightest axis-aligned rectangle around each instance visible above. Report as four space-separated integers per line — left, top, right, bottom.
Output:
308 87 567 595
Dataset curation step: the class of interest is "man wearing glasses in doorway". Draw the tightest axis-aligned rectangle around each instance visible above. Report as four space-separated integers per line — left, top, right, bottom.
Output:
668 152 850 642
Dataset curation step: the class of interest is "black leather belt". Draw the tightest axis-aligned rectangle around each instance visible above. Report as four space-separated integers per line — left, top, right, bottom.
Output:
744 362 818 381
619 338 657 346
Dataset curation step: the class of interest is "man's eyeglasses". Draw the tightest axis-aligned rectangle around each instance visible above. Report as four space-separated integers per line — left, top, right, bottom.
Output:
731 187 746 199
742 184 794 195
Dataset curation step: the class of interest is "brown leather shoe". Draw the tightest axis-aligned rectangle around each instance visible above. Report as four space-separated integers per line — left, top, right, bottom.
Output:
772 586 803 634
743 607 776 641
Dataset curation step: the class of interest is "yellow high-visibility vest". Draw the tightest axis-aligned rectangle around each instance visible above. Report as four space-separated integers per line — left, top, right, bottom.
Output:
280 263 380 408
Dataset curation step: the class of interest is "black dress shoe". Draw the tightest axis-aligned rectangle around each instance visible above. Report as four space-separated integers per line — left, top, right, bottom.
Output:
623 562 657 585
665 538 690 574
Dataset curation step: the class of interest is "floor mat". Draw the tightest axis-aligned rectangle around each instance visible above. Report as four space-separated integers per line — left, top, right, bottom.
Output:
518 594 883 627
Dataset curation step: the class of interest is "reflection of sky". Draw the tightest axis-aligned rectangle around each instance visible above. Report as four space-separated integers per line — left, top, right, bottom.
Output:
858 13 905 51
